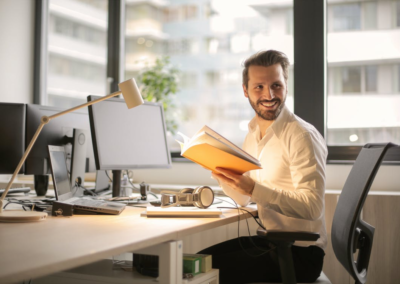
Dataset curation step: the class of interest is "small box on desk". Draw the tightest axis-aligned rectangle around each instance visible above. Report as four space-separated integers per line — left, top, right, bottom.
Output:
183 255 202 276
183 253 212 273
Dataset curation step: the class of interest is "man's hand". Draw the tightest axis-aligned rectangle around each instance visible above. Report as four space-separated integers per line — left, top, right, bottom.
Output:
212 167 255 197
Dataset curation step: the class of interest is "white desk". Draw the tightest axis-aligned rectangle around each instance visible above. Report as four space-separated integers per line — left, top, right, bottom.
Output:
0 203 257 284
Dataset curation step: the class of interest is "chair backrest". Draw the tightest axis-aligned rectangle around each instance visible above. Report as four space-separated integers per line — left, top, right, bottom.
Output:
331 143 396 284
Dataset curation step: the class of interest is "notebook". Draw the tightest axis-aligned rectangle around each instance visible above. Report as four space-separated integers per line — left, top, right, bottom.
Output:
48 145 125 215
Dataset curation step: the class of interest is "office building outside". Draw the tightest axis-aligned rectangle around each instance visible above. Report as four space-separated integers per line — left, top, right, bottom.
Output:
46 0 400 151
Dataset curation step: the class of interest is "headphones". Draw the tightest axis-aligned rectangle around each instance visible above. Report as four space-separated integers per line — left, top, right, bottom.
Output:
160 186 214 209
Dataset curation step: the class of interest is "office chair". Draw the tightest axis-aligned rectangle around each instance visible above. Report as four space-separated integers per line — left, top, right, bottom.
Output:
254 142 397 284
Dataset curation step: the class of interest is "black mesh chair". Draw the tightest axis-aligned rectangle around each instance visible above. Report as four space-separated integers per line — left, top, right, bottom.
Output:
254 142 397 284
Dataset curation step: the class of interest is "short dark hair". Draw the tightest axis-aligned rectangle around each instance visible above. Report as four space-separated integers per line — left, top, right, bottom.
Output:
242 50 290 88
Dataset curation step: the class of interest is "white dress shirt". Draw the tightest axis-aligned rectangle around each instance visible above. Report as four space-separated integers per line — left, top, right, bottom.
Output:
218 105 328 249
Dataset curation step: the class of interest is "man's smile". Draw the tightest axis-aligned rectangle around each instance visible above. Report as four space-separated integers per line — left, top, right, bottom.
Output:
259 100 279 109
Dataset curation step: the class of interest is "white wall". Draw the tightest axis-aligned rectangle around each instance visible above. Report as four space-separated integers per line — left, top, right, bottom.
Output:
0 0 35 104
0 2 398 192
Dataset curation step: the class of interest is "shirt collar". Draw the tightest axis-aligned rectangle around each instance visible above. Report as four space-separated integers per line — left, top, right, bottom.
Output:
248 105 292 139
271 105 292 139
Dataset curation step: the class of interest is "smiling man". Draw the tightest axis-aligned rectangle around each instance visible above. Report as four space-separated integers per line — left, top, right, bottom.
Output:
198 50 328 283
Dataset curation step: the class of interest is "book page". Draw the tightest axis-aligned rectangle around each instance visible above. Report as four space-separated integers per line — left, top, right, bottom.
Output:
182 144 261 174
186 132 260 166
201 126 260 165
177 125 261 167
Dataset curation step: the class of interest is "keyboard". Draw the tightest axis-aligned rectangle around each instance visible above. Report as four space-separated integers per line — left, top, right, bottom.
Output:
0 187 31 196
71 199 106 207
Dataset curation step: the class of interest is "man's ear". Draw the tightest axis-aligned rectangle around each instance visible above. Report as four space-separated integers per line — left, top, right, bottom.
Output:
243 84 249 98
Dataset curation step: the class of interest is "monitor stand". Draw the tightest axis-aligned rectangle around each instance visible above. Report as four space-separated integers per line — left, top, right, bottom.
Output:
112 170 122 197
70 128 88 196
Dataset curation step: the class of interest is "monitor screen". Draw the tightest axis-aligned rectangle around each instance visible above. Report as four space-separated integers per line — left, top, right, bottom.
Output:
88 96 172 170
25 104 96 175
48 146 72 199
0 103 26 174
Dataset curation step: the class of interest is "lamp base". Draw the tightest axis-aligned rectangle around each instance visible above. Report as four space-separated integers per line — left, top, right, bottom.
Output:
0 211 47 223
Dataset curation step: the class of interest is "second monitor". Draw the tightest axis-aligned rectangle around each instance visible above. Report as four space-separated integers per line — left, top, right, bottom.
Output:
87 96 172 197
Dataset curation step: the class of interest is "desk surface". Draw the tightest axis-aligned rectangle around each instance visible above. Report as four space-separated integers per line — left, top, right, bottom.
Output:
0 203 256 284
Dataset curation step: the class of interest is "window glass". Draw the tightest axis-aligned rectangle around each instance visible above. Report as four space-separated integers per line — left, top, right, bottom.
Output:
398 65 400 92
46 0 108 109
363 2 377 30
327 0 400 146
365 65 377 93
332 4 361 31
397 1 400 27
342 66 361 93
124 0 294 151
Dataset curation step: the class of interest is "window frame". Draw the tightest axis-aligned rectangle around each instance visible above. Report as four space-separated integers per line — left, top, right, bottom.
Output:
295 0 400 164
34 0 125 103
35 0 400 164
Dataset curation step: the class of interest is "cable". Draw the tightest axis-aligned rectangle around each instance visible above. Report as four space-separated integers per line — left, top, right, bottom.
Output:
79 184 98 196
3 201 30 211
73 182 98 196
105 170 113 182
216 196 274 256
218 206 265 230
124 170 160 201
147 191 158 199
126 170 139 190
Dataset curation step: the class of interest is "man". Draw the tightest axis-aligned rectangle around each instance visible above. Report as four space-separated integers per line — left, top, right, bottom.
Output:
199 50 327 283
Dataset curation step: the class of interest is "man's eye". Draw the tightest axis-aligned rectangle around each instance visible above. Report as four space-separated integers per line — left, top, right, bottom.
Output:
272 84 281 89
256 85 263 89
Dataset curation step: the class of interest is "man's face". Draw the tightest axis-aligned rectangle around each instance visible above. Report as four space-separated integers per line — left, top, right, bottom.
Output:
243 64 287 121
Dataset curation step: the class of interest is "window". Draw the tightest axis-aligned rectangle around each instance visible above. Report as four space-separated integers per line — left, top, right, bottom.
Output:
205 71 221 86
124 1 294 151
165 39 198 55
327 0 400 148
45 0 108 109
180 72 198 89
34 1 399 162
397 1 400 27
398 65 400 92
362 2 377 30
332 4 361 31
365 65 377 93
163 5 198 22
342 66 362 93
206 37 230 54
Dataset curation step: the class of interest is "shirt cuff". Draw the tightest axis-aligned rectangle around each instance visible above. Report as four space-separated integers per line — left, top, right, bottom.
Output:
250 182 277 205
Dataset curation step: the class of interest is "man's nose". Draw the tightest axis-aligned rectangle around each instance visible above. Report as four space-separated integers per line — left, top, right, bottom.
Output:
263 88 275 100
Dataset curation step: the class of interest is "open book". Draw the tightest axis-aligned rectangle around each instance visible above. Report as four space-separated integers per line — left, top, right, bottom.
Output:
177 126 261 174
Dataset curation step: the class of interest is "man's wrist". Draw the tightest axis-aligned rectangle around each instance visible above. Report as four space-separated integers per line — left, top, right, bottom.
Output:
247 181 256 196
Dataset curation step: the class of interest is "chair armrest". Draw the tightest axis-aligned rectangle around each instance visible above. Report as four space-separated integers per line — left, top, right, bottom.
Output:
257 227 320 242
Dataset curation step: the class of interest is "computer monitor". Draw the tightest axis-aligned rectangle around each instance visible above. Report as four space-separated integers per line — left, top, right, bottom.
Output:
0 103 26 174
87 96 172 197
25 104 96 194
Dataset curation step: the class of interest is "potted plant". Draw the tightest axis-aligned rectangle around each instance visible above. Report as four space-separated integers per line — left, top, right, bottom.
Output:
137 56 180 135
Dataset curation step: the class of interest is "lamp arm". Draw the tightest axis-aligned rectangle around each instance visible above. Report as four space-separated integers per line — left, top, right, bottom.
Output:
0 119 48 210
0 90 123 211
49 90 122 120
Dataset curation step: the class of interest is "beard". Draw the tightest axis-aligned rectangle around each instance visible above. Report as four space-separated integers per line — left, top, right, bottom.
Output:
248 97 285 121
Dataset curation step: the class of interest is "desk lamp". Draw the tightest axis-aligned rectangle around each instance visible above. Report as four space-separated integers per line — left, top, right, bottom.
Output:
0 78 144 223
